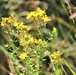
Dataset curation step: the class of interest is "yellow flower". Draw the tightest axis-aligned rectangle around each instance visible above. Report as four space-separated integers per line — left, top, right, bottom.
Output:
26 8 45 19
14 21 23 29
1 18 9 26
26 12 35 19
56 58 63 64
27 34 43 45
19 52 27 60
51 51 62 64
14 22 19 27
17 22 24 29
28 37 34 43
33 38 43 45
51 52 58 59
53 27 56 32
26 7 50 26
1 21 5 26
20 38 27 47
24 26 31 31
0 15 16 27
36 7 45 16
51 51 61 59
14 21 31 31
42 15 50 24
37 39 43 45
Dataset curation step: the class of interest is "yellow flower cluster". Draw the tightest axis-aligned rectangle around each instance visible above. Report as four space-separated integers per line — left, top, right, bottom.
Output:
1 15 16 27
26 8 45 19
26 7 50 26
19 52 27 60
28 37 43 45
13 20 43 47
13 21 43 47
51 51 63 64
20 35 43 47
0 15 43 47
14 21 31 31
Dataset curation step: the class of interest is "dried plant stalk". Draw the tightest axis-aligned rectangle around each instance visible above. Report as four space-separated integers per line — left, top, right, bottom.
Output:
0 50 16 75
65 0 75 24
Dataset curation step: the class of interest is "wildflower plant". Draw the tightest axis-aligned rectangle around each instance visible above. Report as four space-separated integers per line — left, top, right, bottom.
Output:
0 7 50 75
0 7 75 75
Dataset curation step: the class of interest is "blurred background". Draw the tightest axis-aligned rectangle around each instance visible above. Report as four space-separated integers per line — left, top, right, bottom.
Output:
0 0 76 75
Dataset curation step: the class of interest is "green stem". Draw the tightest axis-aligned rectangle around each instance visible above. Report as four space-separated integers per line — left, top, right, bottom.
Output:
61 65 67 75
53 64 58 75
64 59 76 75
37 27 42 39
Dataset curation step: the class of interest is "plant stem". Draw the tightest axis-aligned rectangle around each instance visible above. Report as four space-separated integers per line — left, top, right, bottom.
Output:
61 65 67 75
64 59 76 75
